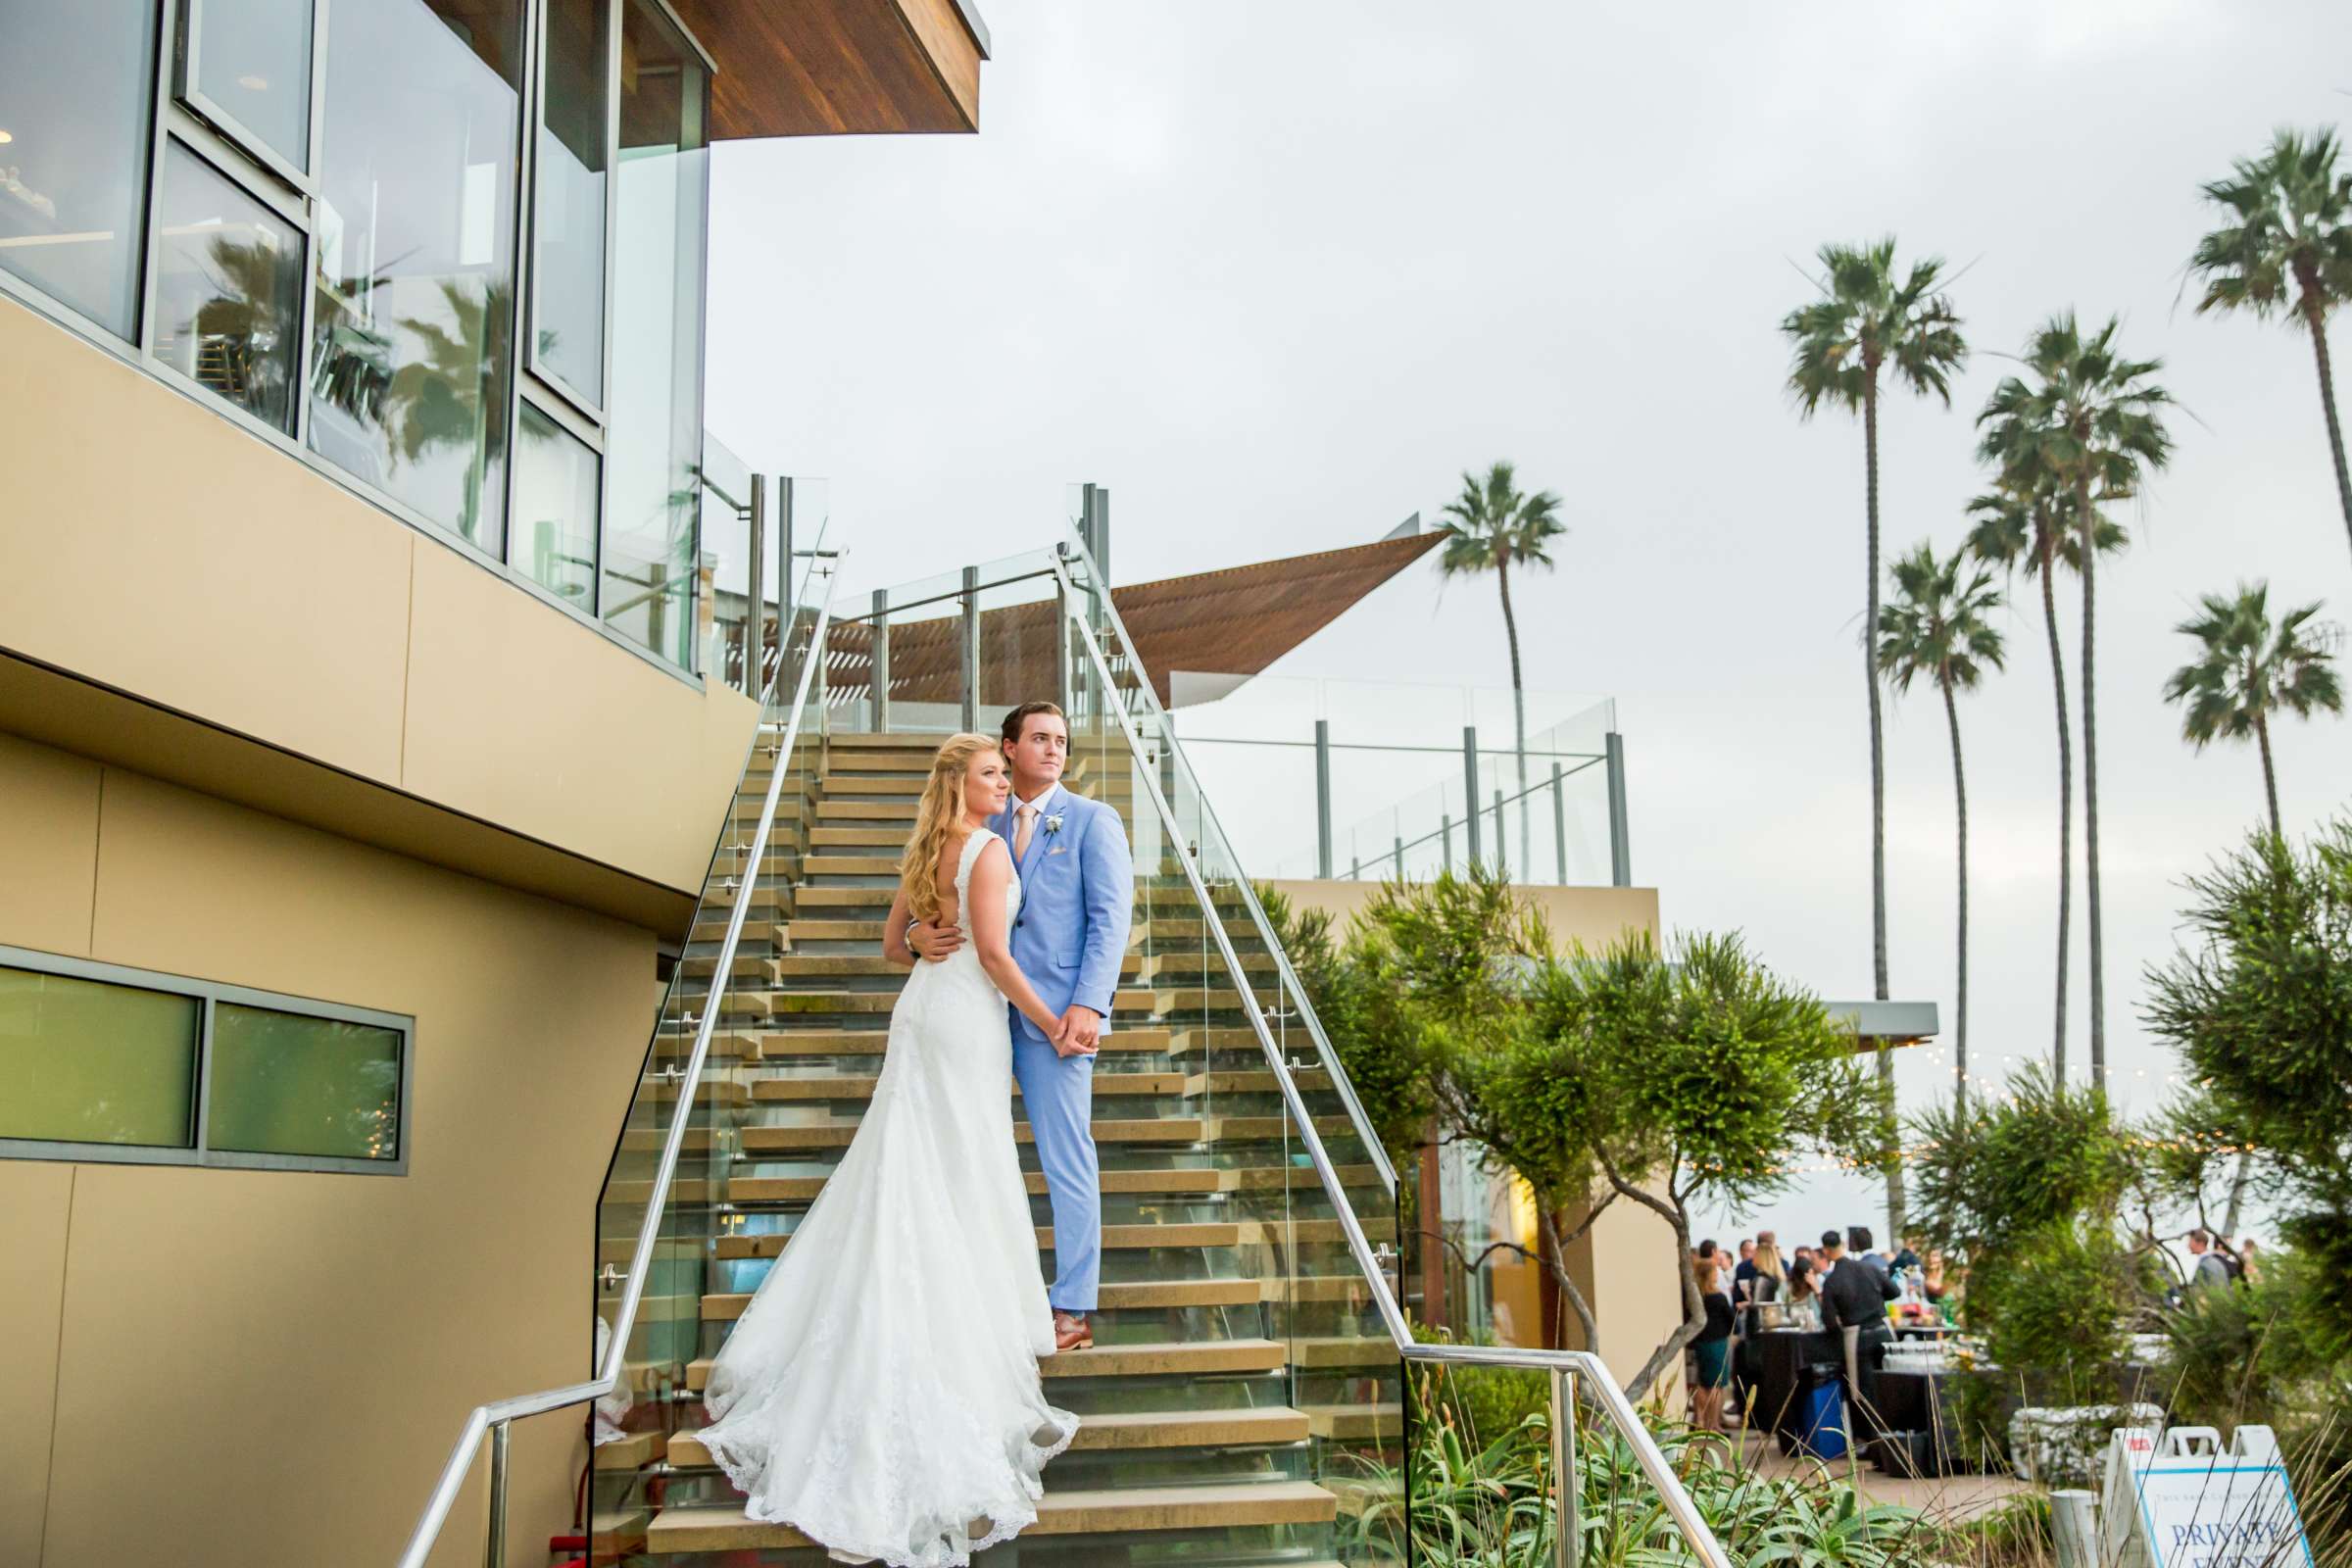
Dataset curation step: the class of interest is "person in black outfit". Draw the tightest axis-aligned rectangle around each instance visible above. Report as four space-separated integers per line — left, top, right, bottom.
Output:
1820 1231 1899 1443
1690 1257 1737 1431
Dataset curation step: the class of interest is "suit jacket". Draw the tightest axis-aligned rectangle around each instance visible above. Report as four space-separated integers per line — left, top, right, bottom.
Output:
990 782 1134 1046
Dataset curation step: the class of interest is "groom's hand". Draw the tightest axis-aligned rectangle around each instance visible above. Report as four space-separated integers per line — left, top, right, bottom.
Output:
1056 1004 1102 1056
906 918 962 963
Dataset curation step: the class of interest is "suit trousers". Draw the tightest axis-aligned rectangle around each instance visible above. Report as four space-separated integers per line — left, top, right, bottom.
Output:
1012 1030 1100 1312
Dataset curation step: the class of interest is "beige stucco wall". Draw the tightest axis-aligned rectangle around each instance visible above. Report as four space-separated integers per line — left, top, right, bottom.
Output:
0 299 759 905
0 731 656 1568
1267 878 1684 1395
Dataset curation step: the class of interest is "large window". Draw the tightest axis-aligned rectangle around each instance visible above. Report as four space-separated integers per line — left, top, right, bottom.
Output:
602 0 709 669
0 948 413 1175
0 0 713 678
0 0 160 337
152 140 306 432
307 0 525 554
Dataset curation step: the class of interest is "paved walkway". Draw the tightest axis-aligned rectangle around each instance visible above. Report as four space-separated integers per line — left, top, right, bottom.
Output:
1716 1427 2032 1521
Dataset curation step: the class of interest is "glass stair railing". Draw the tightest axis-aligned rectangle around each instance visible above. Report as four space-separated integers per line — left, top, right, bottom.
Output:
417 530 1731 1568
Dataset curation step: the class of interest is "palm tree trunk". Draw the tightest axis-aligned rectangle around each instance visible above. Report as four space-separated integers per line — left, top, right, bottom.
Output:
1943 676 1969 1111
2221 1155 2252 1244
2079 474 2106 1092
2303 297 2352 563
1863 376 1904 1240
2256 710 2281 840
1497 560 1531 874
2039 546 2073 1084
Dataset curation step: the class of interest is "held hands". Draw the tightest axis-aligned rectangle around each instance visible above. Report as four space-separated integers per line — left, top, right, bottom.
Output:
1053 1004 1102 1058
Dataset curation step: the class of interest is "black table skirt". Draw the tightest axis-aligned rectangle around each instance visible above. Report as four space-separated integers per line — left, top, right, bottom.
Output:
1747 1329 1844 1442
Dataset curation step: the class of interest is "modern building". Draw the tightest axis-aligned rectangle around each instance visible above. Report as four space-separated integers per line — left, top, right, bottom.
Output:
0 3 987 1564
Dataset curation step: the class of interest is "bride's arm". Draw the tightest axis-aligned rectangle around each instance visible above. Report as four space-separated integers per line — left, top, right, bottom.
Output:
968 840 1064 1040
881 885 915 968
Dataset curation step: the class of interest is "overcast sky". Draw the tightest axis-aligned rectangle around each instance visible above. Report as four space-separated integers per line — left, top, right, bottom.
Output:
706 3 2352 1245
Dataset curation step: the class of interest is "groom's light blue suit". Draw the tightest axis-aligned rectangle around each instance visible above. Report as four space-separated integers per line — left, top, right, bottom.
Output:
991 778 1133 1313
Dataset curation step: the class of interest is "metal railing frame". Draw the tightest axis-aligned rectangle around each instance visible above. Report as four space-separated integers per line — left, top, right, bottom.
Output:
1051 553 1734 1568
391 557 839 1568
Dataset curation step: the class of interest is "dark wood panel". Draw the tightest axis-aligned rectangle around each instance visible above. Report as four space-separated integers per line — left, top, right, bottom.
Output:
670 0 983 139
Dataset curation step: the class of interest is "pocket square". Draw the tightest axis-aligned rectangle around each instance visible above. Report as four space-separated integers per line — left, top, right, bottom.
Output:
1047 846 1068 856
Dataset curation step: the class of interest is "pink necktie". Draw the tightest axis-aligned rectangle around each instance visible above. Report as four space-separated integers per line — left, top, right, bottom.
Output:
1012 803 1037 861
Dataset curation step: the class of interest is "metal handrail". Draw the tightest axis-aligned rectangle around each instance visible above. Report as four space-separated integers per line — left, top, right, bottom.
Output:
391 564 839 1568
1052 555 1735 1568
1053 534 1399 1195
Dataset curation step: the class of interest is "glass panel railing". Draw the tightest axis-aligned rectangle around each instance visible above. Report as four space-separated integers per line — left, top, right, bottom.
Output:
583 532 831 1562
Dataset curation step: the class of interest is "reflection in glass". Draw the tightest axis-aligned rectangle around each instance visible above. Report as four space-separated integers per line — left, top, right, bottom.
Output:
0 0 159 335
0 966 199 1149
602 0 708 670
534 0 608 400
186 0 315 173
153 141 306 432
514 401 601 604
209 1003 401 1161
308 0 523 552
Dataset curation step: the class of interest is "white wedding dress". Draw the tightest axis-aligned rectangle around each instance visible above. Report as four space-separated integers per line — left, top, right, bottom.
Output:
697 827 1079 1565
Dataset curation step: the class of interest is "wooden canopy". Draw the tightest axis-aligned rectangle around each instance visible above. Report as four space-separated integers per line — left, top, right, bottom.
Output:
670 0 989 139
822 532 1443 711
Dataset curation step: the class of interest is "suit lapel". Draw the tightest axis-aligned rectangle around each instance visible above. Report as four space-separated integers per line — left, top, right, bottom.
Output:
1016 783 1060 884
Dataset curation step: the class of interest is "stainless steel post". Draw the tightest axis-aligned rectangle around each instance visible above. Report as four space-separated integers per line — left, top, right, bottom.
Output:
745 475 766 698
1553 760 1569 884
1606 731 1632 887
1552 1367 1578 1568
1494 789 1507 880
483 1420 510 1568
1442 813 1453 871
1054 574 1073 713
1462 727 1482 868
959 565 981 732
1394 835 1404 877
1314 719 1334 879
870 588 891 732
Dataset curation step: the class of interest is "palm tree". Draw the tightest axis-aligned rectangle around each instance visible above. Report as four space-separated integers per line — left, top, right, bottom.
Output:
1877 543 2005 1108
1964 471 2127 1081
2190 128 2352 561
1978 314 2174 1092
1437 461 1566 873
1782 238 1967 1236
2162 581 2342 1240
2163 582 2343 839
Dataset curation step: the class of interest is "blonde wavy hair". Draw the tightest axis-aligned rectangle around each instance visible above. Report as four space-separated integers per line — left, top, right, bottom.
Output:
900 733 1004 926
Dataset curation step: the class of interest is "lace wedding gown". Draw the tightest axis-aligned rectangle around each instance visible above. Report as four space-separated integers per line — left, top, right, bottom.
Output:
697 827 1078 1565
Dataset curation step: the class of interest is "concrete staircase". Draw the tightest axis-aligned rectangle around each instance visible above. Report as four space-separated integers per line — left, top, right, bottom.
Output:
590 730 1403 1566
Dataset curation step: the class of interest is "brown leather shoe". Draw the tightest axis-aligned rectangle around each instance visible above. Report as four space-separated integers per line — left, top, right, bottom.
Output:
1053 1310 1094 1351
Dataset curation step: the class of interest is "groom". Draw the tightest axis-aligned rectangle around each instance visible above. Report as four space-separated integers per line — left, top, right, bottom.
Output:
906 701 1134 1352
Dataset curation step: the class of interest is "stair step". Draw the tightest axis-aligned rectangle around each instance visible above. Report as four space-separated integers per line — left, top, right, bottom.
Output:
702 1277 1258 1320
748 1069 1186 1101
816 800 918 821
664 1404 1308 1469
591 1429 666 1471
769 954 1143 980
738 1118 1214 1152
711 1220 1250 1252
749 1025 1173 1056
1303 1403 1403 1441
645 1481 1335 1552
684 1337 1287 1390
1289 1337 1400 1369
757 988 1157 1017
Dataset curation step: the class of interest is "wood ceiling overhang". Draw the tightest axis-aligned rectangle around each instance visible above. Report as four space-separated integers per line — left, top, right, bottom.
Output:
822 533 1445 711
668 0 989 139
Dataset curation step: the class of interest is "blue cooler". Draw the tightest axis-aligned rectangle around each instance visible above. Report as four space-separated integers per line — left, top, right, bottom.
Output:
1795 1369 1848 1460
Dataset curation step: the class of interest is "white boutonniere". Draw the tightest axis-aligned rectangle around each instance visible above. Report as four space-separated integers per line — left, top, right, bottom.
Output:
1044 813 1066 836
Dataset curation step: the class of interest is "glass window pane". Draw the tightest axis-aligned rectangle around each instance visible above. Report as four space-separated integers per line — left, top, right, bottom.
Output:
153 141 306 433
0 965 199 1149
514 401 600 603
0 0 160 336
186 0 315 174
209 1002 401 1161
308 0 524 553
601 0 707 671
534 0 608 401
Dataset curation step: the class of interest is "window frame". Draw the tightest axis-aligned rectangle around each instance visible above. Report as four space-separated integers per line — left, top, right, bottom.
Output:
0 0 711 688
0 943 416 1177
171 0 328 197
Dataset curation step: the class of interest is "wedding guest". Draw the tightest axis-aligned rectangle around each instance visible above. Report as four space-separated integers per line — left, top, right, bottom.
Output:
2187 1228 2232 1292
1782 1256 1825 1330
1690 1258 1736 1431
2239 1239 2263 1283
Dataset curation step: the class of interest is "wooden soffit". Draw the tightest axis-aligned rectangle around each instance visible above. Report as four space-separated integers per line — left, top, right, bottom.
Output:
673 0 990 139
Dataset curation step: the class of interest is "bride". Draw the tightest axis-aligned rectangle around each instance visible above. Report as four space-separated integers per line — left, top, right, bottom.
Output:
695 733 1080 1565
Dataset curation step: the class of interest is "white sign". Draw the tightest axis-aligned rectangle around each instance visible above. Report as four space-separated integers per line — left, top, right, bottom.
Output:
2110 1427 2313 1568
